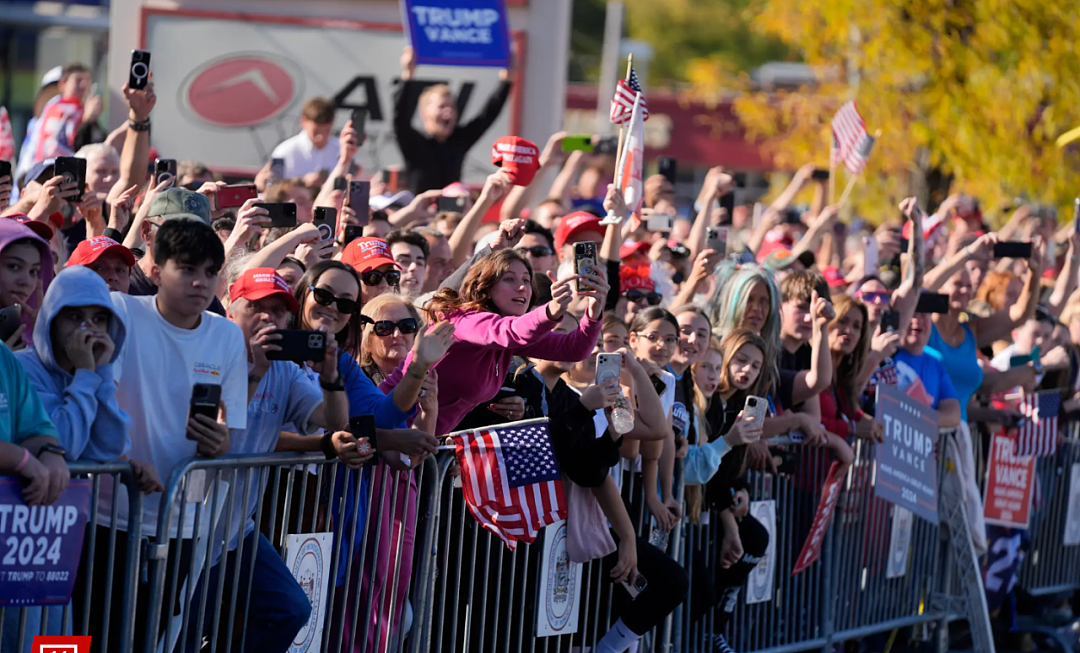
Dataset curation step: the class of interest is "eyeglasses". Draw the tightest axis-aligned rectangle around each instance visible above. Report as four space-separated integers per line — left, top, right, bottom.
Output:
361 270 401 287
519 245 554 258
362 316 420 337
637 332 678 347
624 289 662 306
857 290 892 305
309 286 359 314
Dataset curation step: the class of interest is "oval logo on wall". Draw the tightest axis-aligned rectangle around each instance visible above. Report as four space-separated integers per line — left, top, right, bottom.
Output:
181 53 301 128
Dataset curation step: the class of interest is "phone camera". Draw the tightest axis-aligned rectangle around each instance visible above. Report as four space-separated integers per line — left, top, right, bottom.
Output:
747 398 758 407
308 334 324 349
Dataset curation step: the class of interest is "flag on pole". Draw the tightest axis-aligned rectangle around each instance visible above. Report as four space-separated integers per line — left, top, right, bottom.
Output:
1015 390 1060 457
842 132 876 175
0 107 14 163
831 101 871 172
452 418 566 549
611 92 645 226
609 66 649 125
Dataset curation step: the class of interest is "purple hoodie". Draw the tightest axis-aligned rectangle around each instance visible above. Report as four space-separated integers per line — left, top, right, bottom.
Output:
380 305 602 435
0 219 55 348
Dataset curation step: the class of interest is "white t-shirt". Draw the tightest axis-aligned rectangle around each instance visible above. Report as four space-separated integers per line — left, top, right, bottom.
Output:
107 294 248 537
271 131 341 179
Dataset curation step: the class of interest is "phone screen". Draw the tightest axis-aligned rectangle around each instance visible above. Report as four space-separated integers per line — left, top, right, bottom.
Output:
993 241 1033 259
561 135 594 153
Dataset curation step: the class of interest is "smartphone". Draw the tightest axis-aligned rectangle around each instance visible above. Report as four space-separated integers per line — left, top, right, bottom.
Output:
54 156 86 201
880 309 900 333
646 214 675 232
620 573 648 599
561 135 594 153
350 108 367 143
863 236 879 273
348 180 371 226
782 208 802 225
313 206 337 241
254 202 298 229
742 396 767 436
188 383 222 430
129 49 151 90
595 353 622 386
0 160 11 180
270 158 286 180
657 157 677 185
436 196 467 213
216 184 258 209
594 136 618 156
897 237 910 254
492 386 517 403
342 225 363 246
332 176 347 192
349 415 379 457
706 226 728 256
811 168 830 181
993 241 1033 259
915 292 950 314
266 329 326 363
154 158 177 185
0 305 21 341
573 241 597 292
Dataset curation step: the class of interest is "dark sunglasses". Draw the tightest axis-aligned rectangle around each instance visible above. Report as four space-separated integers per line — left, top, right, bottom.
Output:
309 285 359 314
519 245 554 257
361 316 421 337
624 289 662 306
857 290 892 305
361 270 401 287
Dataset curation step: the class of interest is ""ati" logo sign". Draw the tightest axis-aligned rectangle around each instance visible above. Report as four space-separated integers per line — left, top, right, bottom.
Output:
32 636 92 653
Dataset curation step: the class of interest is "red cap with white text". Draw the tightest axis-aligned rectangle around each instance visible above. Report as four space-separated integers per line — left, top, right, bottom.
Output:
341 237 402 273
68 236 136 268
491 136 540 186
229 267 299 312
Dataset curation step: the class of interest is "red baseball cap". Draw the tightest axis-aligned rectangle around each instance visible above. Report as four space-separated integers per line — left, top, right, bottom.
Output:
3 213 53 241
619 239 651 260
620 265 655 292
68 236 136 268
228 267 299 312
341 237 401 274
491 136 540 187
554 211 605 251
821 265 847 289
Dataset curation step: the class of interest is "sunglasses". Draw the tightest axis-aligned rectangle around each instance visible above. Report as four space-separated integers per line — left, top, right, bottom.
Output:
361 270 401 287
857 290 892 305
362 316 421 337
624 289 662 306
519 245 554 258
309 286 359 314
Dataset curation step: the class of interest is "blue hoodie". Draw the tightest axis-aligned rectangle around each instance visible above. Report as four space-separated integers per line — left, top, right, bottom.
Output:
14 266 131 462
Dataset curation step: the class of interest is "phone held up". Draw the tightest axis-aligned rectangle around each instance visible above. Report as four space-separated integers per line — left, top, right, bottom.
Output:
595 353 622 386
254 202 298 229
154 157 177 186
742 396 767 438
55 156 87 201
129 50 151 90
313 206 337 242
266 330 326 363
349 415 378 458
573 242 597 293
188 383 221 436
993 241 1033 259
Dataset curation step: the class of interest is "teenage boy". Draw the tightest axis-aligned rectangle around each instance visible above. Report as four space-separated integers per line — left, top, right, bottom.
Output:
386 229 429 300
270 97 341 179
779 270 830 371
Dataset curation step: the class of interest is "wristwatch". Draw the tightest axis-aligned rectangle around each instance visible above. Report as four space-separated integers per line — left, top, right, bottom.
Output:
38 443 68 458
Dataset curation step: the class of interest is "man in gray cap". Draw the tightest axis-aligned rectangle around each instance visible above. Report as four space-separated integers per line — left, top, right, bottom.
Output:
127 188 228 315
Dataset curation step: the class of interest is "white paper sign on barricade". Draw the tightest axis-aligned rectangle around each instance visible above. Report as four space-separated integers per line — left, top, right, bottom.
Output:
1064 463 1080 546
746 500 777 604
286 533 334 653
536 520 582 637
886 506 914 579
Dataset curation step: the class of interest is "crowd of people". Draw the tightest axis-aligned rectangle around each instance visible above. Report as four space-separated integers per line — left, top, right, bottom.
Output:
1 53 1078 653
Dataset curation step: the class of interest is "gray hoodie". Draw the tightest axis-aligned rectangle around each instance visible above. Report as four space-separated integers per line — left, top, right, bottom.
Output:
14 266 131 461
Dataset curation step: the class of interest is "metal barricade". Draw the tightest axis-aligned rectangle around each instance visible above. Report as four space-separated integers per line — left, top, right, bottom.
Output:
0 461 143 653
139 453 435 653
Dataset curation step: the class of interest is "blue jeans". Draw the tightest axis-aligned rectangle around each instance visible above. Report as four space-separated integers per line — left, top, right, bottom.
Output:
195 530 312 653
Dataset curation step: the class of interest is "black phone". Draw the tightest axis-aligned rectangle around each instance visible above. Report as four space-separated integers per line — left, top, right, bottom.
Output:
189 383 221 427
993 241 1033 259
0 160 12 180
650 374 667 396
880 309 900 333
350 108 367 144
54 156 86 201
313 206 337 241
492 386 517 403
811 168 830 181
657 157 677 185
154 158 176 185
896 238 909 254
332 176 347 192
573 241 597 292
349 415 378 457
436 196 467 213
266 329 326 362
782 208 802 225
255 202 298 229
342 225 363 246
270 158 286 180
915 292 950 314
0 304 21 341
348 180 371 226
594 136 618 156
129 50 151 90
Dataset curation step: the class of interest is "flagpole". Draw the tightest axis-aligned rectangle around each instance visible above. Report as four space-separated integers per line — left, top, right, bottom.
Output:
836 129 881 206
601 90 641 226
614 53 634 166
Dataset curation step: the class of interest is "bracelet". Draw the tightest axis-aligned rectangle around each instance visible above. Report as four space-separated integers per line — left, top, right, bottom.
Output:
128 118 151 132
406 364 429 381
320 431 338 460
320 377 345 392
13 449 30 474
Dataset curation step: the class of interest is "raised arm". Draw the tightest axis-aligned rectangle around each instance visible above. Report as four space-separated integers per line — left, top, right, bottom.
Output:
924 232 997 291
791 204 841 261
500 132 566 222
892 197 926 327
972 240 1043 347
549 150 586 211
448 171 511 267
1048 233 1080 319
106 83 155 205
454 66 514 145
790 292 835 404
687 168 734 263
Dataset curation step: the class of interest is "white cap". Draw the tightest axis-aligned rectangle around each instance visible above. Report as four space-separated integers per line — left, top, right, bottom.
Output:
370 190 415 212
41 66 63 89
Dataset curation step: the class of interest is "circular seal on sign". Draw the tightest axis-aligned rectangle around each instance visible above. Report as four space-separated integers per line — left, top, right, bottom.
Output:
544 523 576 631
180 52 303 130
748 502 773 602
290 537 323 650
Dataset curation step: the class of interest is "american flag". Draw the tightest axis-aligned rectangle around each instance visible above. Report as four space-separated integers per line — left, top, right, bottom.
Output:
0 107 14 162
1016 390 1060 457
610 66 650 125
452 418 566 549
831 101 872 173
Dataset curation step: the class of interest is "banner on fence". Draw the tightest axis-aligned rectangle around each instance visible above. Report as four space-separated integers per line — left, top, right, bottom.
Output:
746 500 776 603
0 479 90 606
1063 462 1080 546
286 533 334 652
402 0 512 68
886 506 913 579
875 384 940 524
537 520 582 637
983 432 1036 529
793 462 842 575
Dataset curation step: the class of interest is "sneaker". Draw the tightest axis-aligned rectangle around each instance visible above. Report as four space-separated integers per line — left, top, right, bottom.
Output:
712 633 737 653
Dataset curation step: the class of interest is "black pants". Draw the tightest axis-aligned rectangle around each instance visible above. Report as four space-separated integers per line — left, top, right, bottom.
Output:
690 514 770 630
605 531 689 635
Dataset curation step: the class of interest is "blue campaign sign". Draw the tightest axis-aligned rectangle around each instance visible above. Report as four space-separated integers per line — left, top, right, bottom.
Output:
403 0 511 68
875 384 940 525
0 479 91 606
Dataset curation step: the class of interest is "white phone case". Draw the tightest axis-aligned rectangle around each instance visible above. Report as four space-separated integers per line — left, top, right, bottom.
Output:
743 395 768 435
595 353 622 385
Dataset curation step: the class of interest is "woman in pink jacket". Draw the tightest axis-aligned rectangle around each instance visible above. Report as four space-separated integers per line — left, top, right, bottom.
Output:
381 248 608 435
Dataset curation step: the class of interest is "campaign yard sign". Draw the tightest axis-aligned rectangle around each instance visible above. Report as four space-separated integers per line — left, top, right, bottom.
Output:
875 384 940 525
0 479 91 606
403 0 511 68
983 431 1036 529
792 462 842 575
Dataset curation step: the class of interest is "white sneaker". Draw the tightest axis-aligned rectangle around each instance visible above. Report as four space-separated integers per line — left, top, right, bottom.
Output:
712 633 737 653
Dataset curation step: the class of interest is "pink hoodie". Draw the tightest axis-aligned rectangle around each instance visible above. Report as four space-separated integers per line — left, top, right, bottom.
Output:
379 305 601 435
